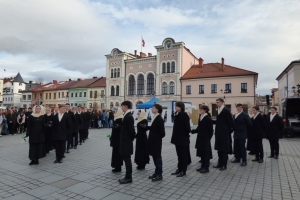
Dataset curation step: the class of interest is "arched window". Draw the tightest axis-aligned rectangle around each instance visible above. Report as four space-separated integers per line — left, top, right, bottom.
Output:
111 69 113 78
169 82 175 94
147 73 155 95
162 82 168 94
137 74 144 95
110 102 114 108
162 63 166 73
116 85 119 96
117 68 120 77
128 75 135 95
114 68 117 77
115 102 119 107
167 62 170 73
171 61 175 73
111 86 115 96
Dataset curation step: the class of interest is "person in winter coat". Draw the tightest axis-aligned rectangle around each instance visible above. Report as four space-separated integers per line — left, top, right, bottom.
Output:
170 102 191 177
17 111 26 133
134 109 150 170
44 107 54 154
26 105 46 165
71 107 83 149
110 107 123 172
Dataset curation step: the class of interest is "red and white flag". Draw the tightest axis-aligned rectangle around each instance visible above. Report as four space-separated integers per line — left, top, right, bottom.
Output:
142 37 145 47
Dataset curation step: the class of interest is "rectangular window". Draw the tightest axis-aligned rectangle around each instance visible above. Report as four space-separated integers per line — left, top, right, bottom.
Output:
12 89 13 93
23 95 26 100
241 83 247 93
84 92 86 97
58 92 60 98
199 85 204 94
49 93 51 99
186 85 191 94
101 90 104 96
54 93 56 99
28 95 31 100
71 93 73 97
79 92 82 97
34 94 37 99
225 84 232 93
66 92 69 97
90 91 92 98
94 91 97 98
62 92 64 98
46 93 48 99
211 84 217 93
75 93 77 97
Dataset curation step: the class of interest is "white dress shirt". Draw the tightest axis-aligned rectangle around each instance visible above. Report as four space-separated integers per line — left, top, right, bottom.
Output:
253 113 260 120
123 110 131 120
270 113 276 122
151 113 160 124
234 111 243 119
218 105 225 115
58 113 64 122
200 113 208 121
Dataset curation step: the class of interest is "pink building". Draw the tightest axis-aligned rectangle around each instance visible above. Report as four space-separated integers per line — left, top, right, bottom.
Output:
105 38 198 108
181 58 258 116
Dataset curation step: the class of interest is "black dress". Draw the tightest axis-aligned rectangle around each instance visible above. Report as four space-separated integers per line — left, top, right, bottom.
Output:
110 118 123 169
26 115 46 160
44 114 54 153
135 119 150 167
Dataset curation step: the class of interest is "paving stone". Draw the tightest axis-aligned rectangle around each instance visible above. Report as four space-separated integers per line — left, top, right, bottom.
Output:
50 178 80 189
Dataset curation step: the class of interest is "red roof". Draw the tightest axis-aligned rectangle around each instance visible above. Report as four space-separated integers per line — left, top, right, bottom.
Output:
181 63 258 80
87 77 106 88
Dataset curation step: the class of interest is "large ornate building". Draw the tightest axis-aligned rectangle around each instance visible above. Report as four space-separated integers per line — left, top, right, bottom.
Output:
105 38 198 108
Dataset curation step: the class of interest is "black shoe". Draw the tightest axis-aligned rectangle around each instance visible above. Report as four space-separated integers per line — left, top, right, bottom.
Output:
274 156 278 159
29 160 35 165
112 168 121 172
213 164 221 168
258 159 264 163
248 152 255 155
59 159 63 163
137 166 145 170
231 159 240 163
119 177 132 184
149 174 157 179
152 175 163 182
252 158 259 162
268 155 274 158
176 172 186 177
219 166 227 171
79 143 82 145
69 146 73 149
199 160 202 163
196 168 203 172
240 161 247 167
74 146 77 149
200 168 209 174
34 160 39 165
66 150 70 154
171 169 180 175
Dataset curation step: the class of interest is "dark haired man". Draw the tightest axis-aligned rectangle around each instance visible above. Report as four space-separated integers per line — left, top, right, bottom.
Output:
251 106 266 163
77 106 85 145
265 107 283 159
65 103 74 153
118 101 136 184
171 102 191 177
213 98 234 171
231 104 252 167
147 104 165 181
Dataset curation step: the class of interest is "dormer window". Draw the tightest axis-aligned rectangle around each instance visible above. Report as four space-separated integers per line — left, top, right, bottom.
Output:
166 42 172 49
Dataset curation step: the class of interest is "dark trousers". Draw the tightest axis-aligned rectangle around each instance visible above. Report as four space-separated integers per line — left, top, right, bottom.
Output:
217 151 228 167
200 150 210 169
54 140 65 160
253 138 264 159
79 129 84 143
235 139 247 162
73 133 78 147
66 133 72 150
269 139 279 156
123 155 132 178
152 156 163 176
175 145 189 172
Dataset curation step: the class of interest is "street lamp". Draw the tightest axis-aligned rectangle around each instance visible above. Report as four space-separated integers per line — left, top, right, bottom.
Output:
292 84 300 97
220 89 229 99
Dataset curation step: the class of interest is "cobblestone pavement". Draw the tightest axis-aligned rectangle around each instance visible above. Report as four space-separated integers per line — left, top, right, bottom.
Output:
0 128 300 200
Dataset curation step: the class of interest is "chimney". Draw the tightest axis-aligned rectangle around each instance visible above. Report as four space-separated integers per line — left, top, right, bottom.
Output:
53 80 57 84
198 57 204 67
148 53 152 57
93 76 98 79
140 52 146 58
134 50 137 56
77 78 82 81
69 78 72 81
221 57 225 70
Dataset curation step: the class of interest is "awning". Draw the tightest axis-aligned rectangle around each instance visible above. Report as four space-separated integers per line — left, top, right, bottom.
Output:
137 98 159 109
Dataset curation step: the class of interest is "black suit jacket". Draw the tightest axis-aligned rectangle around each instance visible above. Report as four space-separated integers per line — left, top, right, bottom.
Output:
233 112 252 139
171 111 191 146
119 112 136 156
78 112 85 130
251 114 267 139
191 115 213 151
52 113 70 141
72 112 83 134
147 114 165 157
266 114 283 140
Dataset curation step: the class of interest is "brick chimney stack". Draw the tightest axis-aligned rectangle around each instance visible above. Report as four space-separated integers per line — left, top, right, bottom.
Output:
148 53 152 57
53 80 57 84
199 57 204 67
221 57 225 70
77 78 82 81
134 50 137 56
140 52 147 58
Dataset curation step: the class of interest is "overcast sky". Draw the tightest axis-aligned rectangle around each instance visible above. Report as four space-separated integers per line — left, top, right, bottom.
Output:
0 0 299 94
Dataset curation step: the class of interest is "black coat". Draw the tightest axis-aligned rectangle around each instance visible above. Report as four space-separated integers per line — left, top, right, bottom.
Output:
26 115 45 144
233 112 252 139
147 115 165 157
191 115 214 151
83 112 89 129
171 111 191 146
265 114 284 140
135 119 150 165
251 114 267 139
65 111 74 135
119 112 136 156
110 118 122 148
214 107 234 153
72 112 83 134
52 113 70 141
78 112 85 130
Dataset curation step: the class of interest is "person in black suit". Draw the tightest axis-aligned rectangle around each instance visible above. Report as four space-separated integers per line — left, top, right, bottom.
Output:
118 101 136 184
44 107 54 154
265 107 283 159
52 105 70 163
146 104 166 181
65 103 74 153
213 98 234 171
84 107 90 140
251 106 267 163
77 106 85 145
171 102 191 177
71 107 82 149
191 105 213 173
231 103 252 166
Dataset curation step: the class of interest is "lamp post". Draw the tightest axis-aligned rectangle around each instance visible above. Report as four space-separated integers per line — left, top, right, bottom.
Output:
292 84 300 97
220 89 229 99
